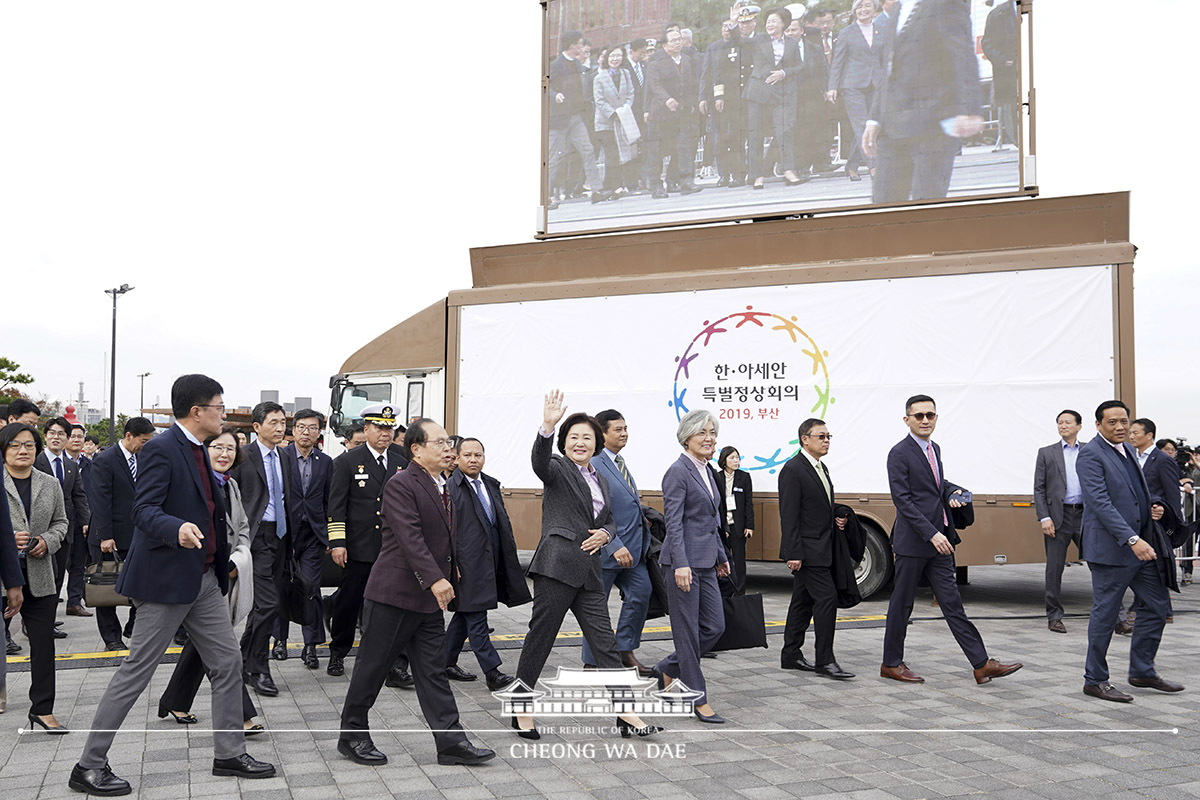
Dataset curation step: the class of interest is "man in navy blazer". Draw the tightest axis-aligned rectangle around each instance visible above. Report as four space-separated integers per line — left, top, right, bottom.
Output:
581 411 655 677
1077 401 1181 703
73 374 275 797
881 395 1022 685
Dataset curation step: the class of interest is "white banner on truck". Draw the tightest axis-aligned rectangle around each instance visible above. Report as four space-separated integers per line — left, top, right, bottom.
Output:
457 265 1116 495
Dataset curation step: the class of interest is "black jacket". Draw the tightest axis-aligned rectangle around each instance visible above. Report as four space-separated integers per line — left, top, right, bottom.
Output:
86 444 137 552
281 444 332 545
328 444 407 562
35 450 89 532
716 469 755 537
232 441 294 541
778 454 835 567
446 468 532 612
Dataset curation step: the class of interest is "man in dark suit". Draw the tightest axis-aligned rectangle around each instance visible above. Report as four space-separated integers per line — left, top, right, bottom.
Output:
785 16 830 179
1033 409 1086 633
625 38 652 191
863 0 983 203
326 403 408 679
881 394 1022 684
87 417 156 650
231 401 293 698
1130 417 1180 625
65 422 94 615
981 0 1020 149
1077 401 1182 703
72 374 274 796
547 29 602 206
645 27 703 198
273 408 332 670
779 418 853 679
37 417 90 616
443 437 530 690
337 419 494 767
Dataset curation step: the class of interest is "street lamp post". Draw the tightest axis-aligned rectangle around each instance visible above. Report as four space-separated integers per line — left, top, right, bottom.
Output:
137 372 151 418
104 284 134 445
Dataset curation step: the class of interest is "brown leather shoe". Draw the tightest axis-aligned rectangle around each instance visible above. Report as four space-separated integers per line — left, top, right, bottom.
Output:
1114 620 1133 635
1048 619 1067 634
1084 682 1133 702
1128 675 1184 692
65 605 93 617
880 662 924 683
620 650 654 678
974 659 1023 684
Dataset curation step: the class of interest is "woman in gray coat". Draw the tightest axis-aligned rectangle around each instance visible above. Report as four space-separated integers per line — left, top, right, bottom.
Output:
653 410 731 723
593 46 637 196
512 391 658 740
2 423 69 732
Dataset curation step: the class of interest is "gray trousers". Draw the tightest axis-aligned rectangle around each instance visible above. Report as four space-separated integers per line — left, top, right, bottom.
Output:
548 115 600 192
657 565 724 706
80 570 245 769
1044 505 1083 621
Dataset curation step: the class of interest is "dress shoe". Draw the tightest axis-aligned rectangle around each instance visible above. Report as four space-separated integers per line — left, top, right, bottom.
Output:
300 644 319 670
246 673 279 697
1048 619 1067 633
104 640 126 652
446 664 478 682
385 666 414 689
1128 675 1184 692
437 740 496 766
701 651 717 659
53 627 68 639
1084 682 1133 702
694 709 725 724
974 659 1023 685
272 639 288 661
617 716 663 737
651 187 669 199
338 738 388 765
781 653 815 672
27 712 69 734
327 655 345 676
212 753 276 778
847 168 862 182
69 763 131 796
880 662 925 683
486 669 516 691
511 716 540 740
815 662 855 680
244 723 265 736
157 705 197 724
679 183 702 196
620 650 654 678
1114 620 1134 635
66 605 93 617
174 628 188 646
5 633 21 655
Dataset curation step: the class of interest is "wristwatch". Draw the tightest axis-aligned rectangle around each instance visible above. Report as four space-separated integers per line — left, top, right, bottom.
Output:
1125 535 1140 547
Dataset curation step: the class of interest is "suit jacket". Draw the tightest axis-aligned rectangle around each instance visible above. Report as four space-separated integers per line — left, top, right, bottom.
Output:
869 0 980 139
446 468 532 612
118 424 231 604
0 490 19 590
365 461 455 614
87 443 138 552
716 468 755 538
886 435 966 557
1078 436 1157 567
593 67 635 132
627 60 650 132
829 20 885 90
35 450 89 534
528 431 614 591
777 455 835 567
1032 440 1080 529
793 37 829 115
646 51 700 124
231 441 293 541
281 443 332 545
3 469 68 597
548 52 588 129
981 0 1020 97
743 34 802 110
327 443 406 562
593 450 651 570
1142 448 1183 517
659 454 727 570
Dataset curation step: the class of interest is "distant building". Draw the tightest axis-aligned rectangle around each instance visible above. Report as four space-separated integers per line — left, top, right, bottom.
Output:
548 0 672 56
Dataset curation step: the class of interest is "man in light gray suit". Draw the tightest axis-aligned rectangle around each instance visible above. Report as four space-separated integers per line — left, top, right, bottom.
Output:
1033 409 1085 633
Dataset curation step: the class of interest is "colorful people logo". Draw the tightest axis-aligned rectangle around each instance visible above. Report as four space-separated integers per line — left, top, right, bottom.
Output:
669 306 833 474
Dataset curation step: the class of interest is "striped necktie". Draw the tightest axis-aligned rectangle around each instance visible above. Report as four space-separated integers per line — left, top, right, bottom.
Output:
614 454 635 492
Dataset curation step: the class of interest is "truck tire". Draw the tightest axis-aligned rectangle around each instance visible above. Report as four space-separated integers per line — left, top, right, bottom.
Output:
855 521 893 599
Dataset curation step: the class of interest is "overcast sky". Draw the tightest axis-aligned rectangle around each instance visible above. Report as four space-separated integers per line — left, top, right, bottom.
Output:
2 1 1196 438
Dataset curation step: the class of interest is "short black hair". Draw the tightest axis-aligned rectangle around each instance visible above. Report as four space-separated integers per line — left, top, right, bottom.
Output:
205 424 244 468
808 7 834 21
402 417 436 460
0 422 43 458
561 30 583 49
457 437 484 454
171 374 224 419
6 398 40 420
124 417 156 437
70 423 86 435
43 416 71 437
1131 417 1157 438
345 423 364 439
1057 409 1082 425
84 434 101 445
252 401 285 426
630 37 648 52
293 408 324 428
1156 438 1174 450
798 417 826 439
556 413 604 457
1095 400 1129 422
594 409 625 433
718 445 740 470
904 394 936 414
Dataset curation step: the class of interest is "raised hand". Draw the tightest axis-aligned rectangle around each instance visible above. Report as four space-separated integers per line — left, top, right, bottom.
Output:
543 389 567 433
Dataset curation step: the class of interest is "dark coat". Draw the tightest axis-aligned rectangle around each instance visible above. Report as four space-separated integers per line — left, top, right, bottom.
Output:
0 488 19 590
793 36 829 123
715 469 755 538
327 443 407 562
1142 448 1183 513
1078 437 1155 566
548 52 588 129
643 506 671 619
35 449 89 533
446 468 531 612
743 34 803 116
778 453 835 567
365 461 455 614
281 443 332 545
119 424 230 604
646 51 700 124
86 443 138 552
231 441 294 541
981 0 1020 97
886 435 968 557
832 503 866 608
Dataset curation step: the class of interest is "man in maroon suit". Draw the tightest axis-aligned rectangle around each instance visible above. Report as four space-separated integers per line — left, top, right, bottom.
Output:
336 418 494 767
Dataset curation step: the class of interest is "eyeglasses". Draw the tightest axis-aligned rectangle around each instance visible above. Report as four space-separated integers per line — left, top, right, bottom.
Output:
6 441 37 452
908 412 937 422
197 404 226 413
294 424 320 433
807 433 834 441
208 444 237 455
425 438 451 449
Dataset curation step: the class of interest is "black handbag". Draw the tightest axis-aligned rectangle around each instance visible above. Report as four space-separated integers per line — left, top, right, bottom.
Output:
84 551 130 608
320 551 343 588
281 557 316 626
711 591 768 652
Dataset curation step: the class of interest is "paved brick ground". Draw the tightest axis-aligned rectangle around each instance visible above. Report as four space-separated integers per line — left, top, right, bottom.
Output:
3 561 1197 799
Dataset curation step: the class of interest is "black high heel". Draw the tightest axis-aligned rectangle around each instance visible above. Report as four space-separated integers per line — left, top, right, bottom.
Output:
511 716 540 740
617 717 663 738
27 712 69 734
157 705 197 724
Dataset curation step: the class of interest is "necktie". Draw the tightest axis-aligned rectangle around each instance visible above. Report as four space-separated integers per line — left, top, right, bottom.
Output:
925 443 948 526
473 478 494 525
128 454 137 483
614 454 635 493
267 450 286 538
53 456 64 484
823 34 832 62
378 455 386 472
814 460 832 503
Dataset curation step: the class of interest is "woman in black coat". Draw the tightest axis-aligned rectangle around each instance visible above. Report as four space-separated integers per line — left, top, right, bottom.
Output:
716 446 754 595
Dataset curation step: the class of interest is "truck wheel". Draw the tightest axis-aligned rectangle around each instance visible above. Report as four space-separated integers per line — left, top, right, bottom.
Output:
854 522 893 599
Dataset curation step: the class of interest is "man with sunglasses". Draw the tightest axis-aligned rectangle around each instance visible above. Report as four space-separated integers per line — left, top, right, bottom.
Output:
880 395 1023 685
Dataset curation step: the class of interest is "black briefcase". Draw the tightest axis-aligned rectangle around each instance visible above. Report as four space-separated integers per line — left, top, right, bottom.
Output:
84 552 130 608
320 551 343 588
711 592 768 652
282 558 316 626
